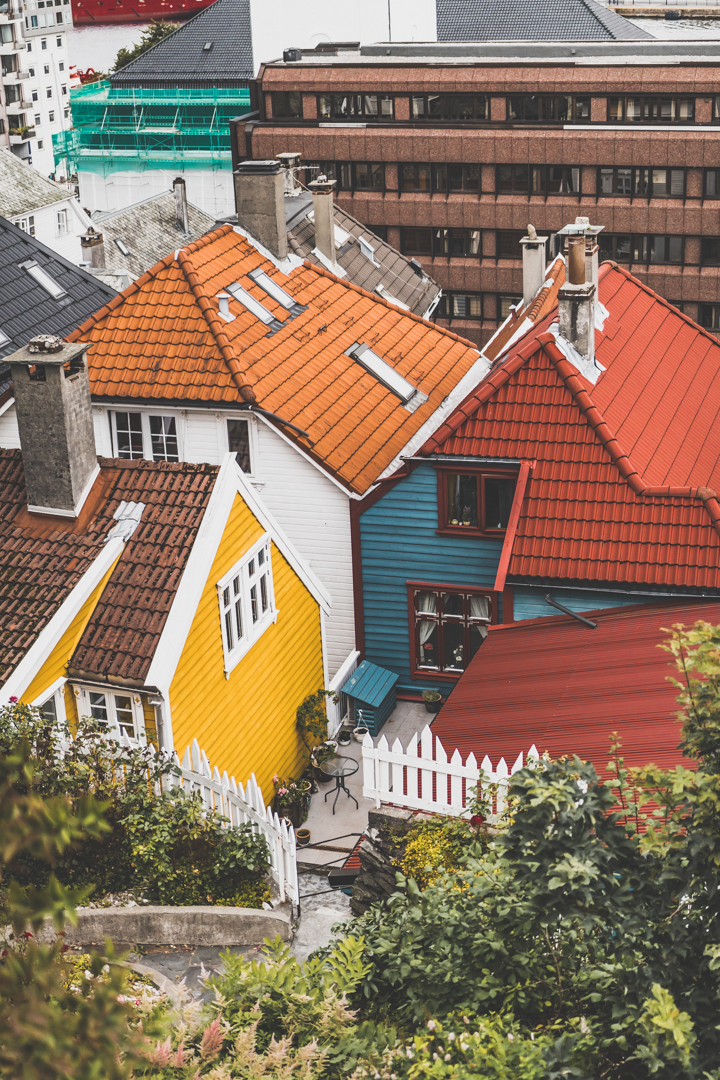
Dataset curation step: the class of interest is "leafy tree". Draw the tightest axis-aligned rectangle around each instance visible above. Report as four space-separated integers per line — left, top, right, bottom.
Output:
0 739 152 1079
113 20 180 74
350 619 720 1079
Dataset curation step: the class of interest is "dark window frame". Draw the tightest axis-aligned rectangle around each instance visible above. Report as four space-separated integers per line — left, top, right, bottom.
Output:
269 90 303 119
608 95 695 124
495 164 581 195
399 162 481 195
400 227 481 259
317 93 394 121
599 233 684 265
701 237 720 267
596 167 686 198
496 230 526 259
436 465 518 538
407 580 498 681
410 93 489 122
506 94 590 123
705 168 720 197
435 292 484 320
699 304 720 331
305 160 385 193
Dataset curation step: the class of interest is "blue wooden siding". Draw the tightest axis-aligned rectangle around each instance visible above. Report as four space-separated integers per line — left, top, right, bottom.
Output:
512 586 652 622
360 464 503 695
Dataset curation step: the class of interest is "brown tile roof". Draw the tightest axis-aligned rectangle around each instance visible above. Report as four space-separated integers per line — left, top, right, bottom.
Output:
0 450 218 687
68 224 482 495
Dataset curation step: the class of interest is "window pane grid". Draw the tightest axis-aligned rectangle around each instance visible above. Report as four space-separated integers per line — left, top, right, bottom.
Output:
608 95 694 123
413 588 492 673
149 415 179 461
598 167 685 198
218 541 273 667
114 412 143 459
411 93 488 121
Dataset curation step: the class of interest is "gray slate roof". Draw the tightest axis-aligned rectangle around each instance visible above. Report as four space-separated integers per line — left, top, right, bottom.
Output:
93 192 215 281
436 0 652 40
285 195 441 318
111 0 254 88
0 150 72 219
0 216 117 366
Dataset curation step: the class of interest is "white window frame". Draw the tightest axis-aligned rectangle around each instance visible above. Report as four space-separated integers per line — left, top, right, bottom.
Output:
32 676 67 727
223 413 257 478
72 685 146 746
110 408 184 462
217 533 277 675
56 207 68 236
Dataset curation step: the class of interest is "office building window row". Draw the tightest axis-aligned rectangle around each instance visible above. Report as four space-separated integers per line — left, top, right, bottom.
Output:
599 234 684 265
270 91 709 125
597 167 685 197
401 228 533 259
306 161 384 191
496 164 581 194
399 163 480 193
434 292 522 321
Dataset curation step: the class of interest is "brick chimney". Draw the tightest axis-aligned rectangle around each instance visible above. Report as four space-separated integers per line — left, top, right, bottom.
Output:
173 176 189 233
308 176 337 267
80 227 105 269
519 228 548 306
233 159 288 260
7 335 98 517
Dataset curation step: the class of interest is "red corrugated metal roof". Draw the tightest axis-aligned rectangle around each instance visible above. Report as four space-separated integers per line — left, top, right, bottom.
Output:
431 599 720 775
421 264 720 590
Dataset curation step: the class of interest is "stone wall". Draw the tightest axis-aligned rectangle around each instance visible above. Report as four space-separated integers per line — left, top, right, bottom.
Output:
351 805 432 916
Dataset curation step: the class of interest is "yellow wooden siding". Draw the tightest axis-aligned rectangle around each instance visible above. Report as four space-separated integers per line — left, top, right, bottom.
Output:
169 493 324 799
141 697 158 747
22 557 121 707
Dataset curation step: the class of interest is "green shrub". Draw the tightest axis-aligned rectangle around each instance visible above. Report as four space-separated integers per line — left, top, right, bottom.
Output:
0 703 270 907
400 816 485 890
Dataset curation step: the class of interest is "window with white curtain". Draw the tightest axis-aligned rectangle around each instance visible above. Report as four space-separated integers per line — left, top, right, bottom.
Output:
217 535 275 673
411 586 493 674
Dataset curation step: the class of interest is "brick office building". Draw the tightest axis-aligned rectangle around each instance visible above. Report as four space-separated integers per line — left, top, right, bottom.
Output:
233 39 720 347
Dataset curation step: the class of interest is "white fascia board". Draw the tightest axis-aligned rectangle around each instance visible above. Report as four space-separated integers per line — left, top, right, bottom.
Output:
146 454 332 693
68 197 92 229
371 350 493 487
0 396 14 419
252 410 354 496
232 458 332 614
1 537 125 703
31 674 66 707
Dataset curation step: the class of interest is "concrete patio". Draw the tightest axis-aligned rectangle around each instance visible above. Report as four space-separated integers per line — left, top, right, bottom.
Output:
296 699 430 871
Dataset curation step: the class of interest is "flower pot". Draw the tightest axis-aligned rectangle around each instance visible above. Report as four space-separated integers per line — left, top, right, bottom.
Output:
274 800 304 829
353 725 370 743
337 729 352 746
296 828 311 847
424 698 442 714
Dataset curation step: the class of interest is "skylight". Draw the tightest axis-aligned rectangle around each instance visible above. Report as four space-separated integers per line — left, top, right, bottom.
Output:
227 282 282 328
114 238 131 256
24 262 66 300
248 268 301 312
0 328 8 346
358 236 378 265
348 342 417 403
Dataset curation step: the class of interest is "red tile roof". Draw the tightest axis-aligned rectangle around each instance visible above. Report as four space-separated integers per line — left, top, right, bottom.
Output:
482 254 565 363
68 225 483 495
422 263 720 591
0 450 217 687
432 599 719 775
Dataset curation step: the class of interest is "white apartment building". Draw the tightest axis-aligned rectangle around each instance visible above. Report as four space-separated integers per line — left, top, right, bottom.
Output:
0 0 73 177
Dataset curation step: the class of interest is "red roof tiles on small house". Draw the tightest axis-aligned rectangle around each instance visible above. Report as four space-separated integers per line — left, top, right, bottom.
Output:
422 263 720 591
481 253 565 364
432 599 720 776
67 225 484 495
0 449 217 686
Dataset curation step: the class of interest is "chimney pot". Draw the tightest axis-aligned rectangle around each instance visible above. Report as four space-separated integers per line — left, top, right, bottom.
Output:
173 176 189 234
277 151 302 197
7 338 98 517
233 159 288 260
80 227 105 270
567 236 586 285
308 177 337 267
519 231 548 306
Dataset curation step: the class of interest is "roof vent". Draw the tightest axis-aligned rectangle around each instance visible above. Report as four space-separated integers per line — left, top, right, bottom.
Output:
409 258 424 277
114 238 130 257
202 40 213 51
283 47 302 62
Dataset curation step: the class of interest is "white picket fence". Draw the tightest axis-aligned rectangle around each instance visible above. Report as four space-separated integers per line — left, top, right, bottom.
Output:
164 738 299 906
362 725 538 818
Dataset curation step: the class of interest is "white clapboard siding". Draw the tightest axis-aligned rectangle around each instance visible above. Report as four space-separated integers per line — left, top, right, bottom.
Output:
184 410 224 465
0 401 20 449
254 420 356 679
326 648 361 736
362 726 538 818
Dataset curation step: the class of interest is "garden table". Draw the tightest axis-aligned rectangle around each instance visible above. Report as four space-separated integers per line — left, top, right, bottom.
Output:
318 754 359 815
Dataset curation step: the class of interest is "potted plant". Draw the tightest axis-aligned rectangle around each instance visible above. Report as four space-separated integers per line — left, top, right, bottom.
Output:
296 827 311 847
272 775 312 829
310 743 336 784
353 725 370 742
422 689 443 714
338 727 352 746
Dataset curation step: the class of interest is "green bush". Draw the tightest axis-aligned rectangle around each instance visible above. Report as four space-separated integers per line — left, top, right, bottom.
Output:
400 816 487 890
0 703 270 907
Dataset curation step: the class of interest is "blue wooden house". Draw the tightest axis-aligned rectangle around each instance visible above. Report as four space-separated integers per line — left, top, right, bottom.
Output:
354 264 720 698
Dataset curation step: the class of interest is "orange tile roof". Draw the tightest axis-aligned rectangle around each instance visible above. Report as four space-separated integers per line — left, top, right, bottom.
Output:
68 225 482 495
422 263 720 591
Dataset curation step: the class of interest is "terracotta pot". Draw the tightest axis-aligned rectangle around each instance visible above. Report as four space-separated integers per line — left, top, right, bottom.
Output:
296 828 311 847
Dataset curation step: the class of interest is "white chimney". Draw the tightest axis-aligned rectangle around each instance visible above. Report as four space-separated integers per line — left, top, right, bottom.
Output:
308 176 337 268
277 151 302 197
519 229 548 306
173 176 189 234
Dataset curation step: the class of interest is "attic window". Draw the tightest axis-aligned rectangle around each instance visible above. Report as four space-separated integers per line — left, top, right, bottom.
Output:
114 238 130 256
203 40 213 50
358 236 378 265
348 342 420 404
226 281 283 330
23 261 66 300
248 267 304 313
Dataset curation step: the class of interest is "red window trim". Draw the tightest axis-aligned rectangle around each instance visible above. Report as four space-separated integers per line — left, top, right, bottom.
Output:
435 464 519 538
406 580 499 683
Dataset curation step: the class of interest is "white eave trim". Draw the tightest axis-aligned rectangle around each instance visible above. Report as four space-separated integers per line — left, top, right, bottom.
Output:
2 536 125 703
370 349 493 489
146 454 332 693
0 396 15 419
